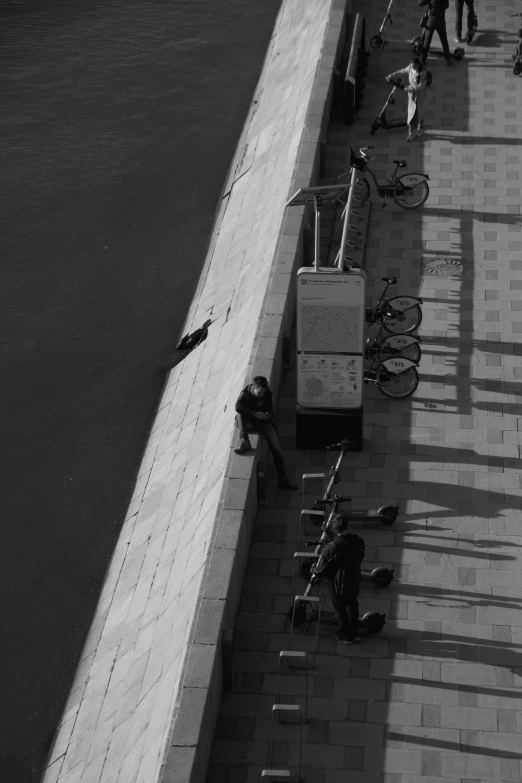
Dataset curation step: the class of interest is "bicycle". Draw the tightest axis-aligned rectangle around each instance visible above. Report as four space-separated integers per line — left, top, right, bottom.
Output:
366 277 423 334
335 147 430 210
511 13 522 75
364 353 420 399
365 322 422 364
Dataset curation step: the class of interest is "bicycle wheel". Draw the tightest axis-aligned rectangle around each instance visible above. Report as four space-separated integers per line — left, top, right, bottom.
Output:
383 298 423 333
334 174 370 206
380 341 421 363
377 366 419 399
370 34 383 49
393 175 429 209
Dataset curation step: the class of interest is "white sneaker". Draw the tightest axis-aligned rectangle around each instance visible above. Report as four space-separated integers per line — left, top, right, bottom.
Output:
454 36 462 43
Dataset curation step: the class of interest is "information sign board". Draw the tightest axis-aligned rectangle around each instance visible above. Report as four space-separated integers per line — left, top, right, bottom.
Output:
296 268 366 409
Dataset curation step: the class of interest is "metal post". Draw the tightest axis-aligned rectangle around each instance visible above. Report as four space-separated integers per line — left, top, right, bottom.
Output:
313 195 322 270
335 168 359 269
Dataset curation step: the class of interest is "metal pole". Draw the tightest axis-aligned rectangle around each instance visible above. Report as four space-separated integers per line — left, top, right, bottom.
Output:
335 168 359 269
313 195 322 270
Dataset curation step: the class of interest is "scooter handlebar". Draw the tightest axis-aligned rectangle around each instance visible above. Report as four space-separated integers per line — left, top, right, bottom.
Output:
326 439 356 450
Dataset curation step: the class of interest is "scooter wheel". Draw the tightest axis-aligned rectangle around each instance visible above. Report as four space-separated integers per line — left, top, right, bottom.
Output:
453 47 465 60
361 611 386 635
288 604 307 626
370 35 383 49
378 504 399 526
300 559 313 580
370 120 380 136
514 61 522 76
371 567 394 588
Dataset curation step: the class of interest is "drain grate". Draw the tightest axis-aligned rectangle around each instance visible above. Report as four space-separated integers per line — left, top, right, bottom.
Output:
423 257 464 276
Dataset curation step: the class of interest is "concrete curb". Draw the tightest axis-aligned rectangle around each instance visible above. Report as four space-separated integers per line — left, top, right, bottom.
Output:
160 3 351 782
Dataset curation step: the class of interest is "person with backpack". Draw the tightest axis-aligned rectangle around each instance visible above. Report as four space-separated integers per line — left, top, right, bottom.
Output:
385 57 432 141
418 0 452 65
310 515 366 644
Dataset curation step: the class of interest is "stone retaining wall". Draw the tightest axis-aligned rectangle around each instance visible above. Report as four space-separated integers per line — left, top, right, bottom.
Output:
43 2 350 782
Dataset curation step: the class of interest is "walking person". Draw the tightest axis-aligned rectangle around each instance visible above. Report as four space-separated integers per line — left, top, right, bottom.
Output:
454 0 476 42
310 516 365 644
234 375 298 490
386 57 431 141
418 0 452 65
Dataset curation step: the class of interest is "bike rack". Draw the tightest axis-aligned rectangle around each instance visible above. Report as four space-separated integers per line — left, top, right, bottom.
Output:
292 552 319 598
289 595 321 669
302 472 326 506
269 704 304 782
298 508 325 546
261 770 295 781
278 651 309 719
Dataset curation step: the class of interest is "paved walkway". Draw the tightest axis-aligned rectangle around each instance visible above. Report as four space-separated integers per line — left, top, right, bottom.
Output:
207 1 522 781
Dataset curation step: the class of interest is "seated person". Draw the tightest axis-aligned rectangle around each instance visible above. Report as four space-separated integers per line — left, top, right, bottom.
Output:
234 375 297 491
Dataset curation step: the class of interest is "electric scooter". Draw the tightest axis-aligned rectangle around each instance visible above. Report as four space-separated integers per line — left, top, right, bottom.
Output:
308 440 399 527
299 536 394 588
287 577 387 635
369 79 408 135
412 13 465 59
370 0 395 49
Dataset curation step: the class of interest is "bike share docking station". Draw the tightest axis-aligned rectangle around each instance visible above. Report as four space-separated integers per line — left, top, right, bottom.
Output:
286 168 371 451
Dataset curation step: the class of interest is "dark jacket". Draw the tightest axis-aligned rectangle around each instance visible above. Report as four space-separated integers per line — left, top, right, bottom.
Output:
235 384 274 422
313 534 365 592
419 0 449 26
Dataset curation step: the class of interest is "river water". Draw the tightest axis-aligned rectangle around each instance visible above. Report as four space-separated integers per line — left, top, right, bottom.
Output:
0 0 281 778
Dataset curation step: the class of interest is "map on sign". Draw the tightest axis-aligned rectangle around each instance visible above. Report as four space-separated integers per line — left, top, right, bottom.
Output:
299 355 362 408
301 304 360 354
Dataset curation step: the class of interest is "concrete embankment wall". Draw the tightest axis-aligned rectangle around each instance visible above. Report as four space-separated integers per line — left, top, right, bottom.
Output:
43 2 349 782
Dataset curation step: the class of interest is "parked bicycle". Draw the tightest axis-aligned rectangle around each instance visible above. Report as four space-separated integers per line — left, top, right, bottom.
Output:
364 353 420 399
366 277 423 334
511 12 522 75
335 147 430 210
365 323 421 364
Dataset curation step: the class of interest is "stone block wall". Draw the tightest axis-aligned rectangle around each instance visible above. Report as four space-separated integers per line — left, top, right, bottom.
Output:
42 2 350 782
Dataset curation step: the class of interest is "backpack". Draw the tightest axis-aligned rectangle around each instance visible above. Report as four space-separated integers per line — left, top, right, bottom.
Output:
339 533 365 563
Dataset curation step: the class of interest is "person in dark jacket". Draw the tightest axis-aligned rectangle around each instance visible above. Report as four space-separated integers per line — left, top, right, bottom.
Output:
234 375 298 490
311 516 365 644
454 0 476 42
418 0 452 65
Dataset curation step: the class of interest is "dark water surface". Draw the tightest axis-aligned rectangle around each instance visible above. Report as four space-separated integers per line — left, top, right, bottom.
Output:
0 0 281 778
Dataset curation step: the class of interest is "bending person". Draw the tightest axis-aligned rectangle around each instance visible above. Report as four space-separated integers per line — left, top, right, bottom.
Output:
311 515 366 644
386 57 431 141
234 375 297 491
